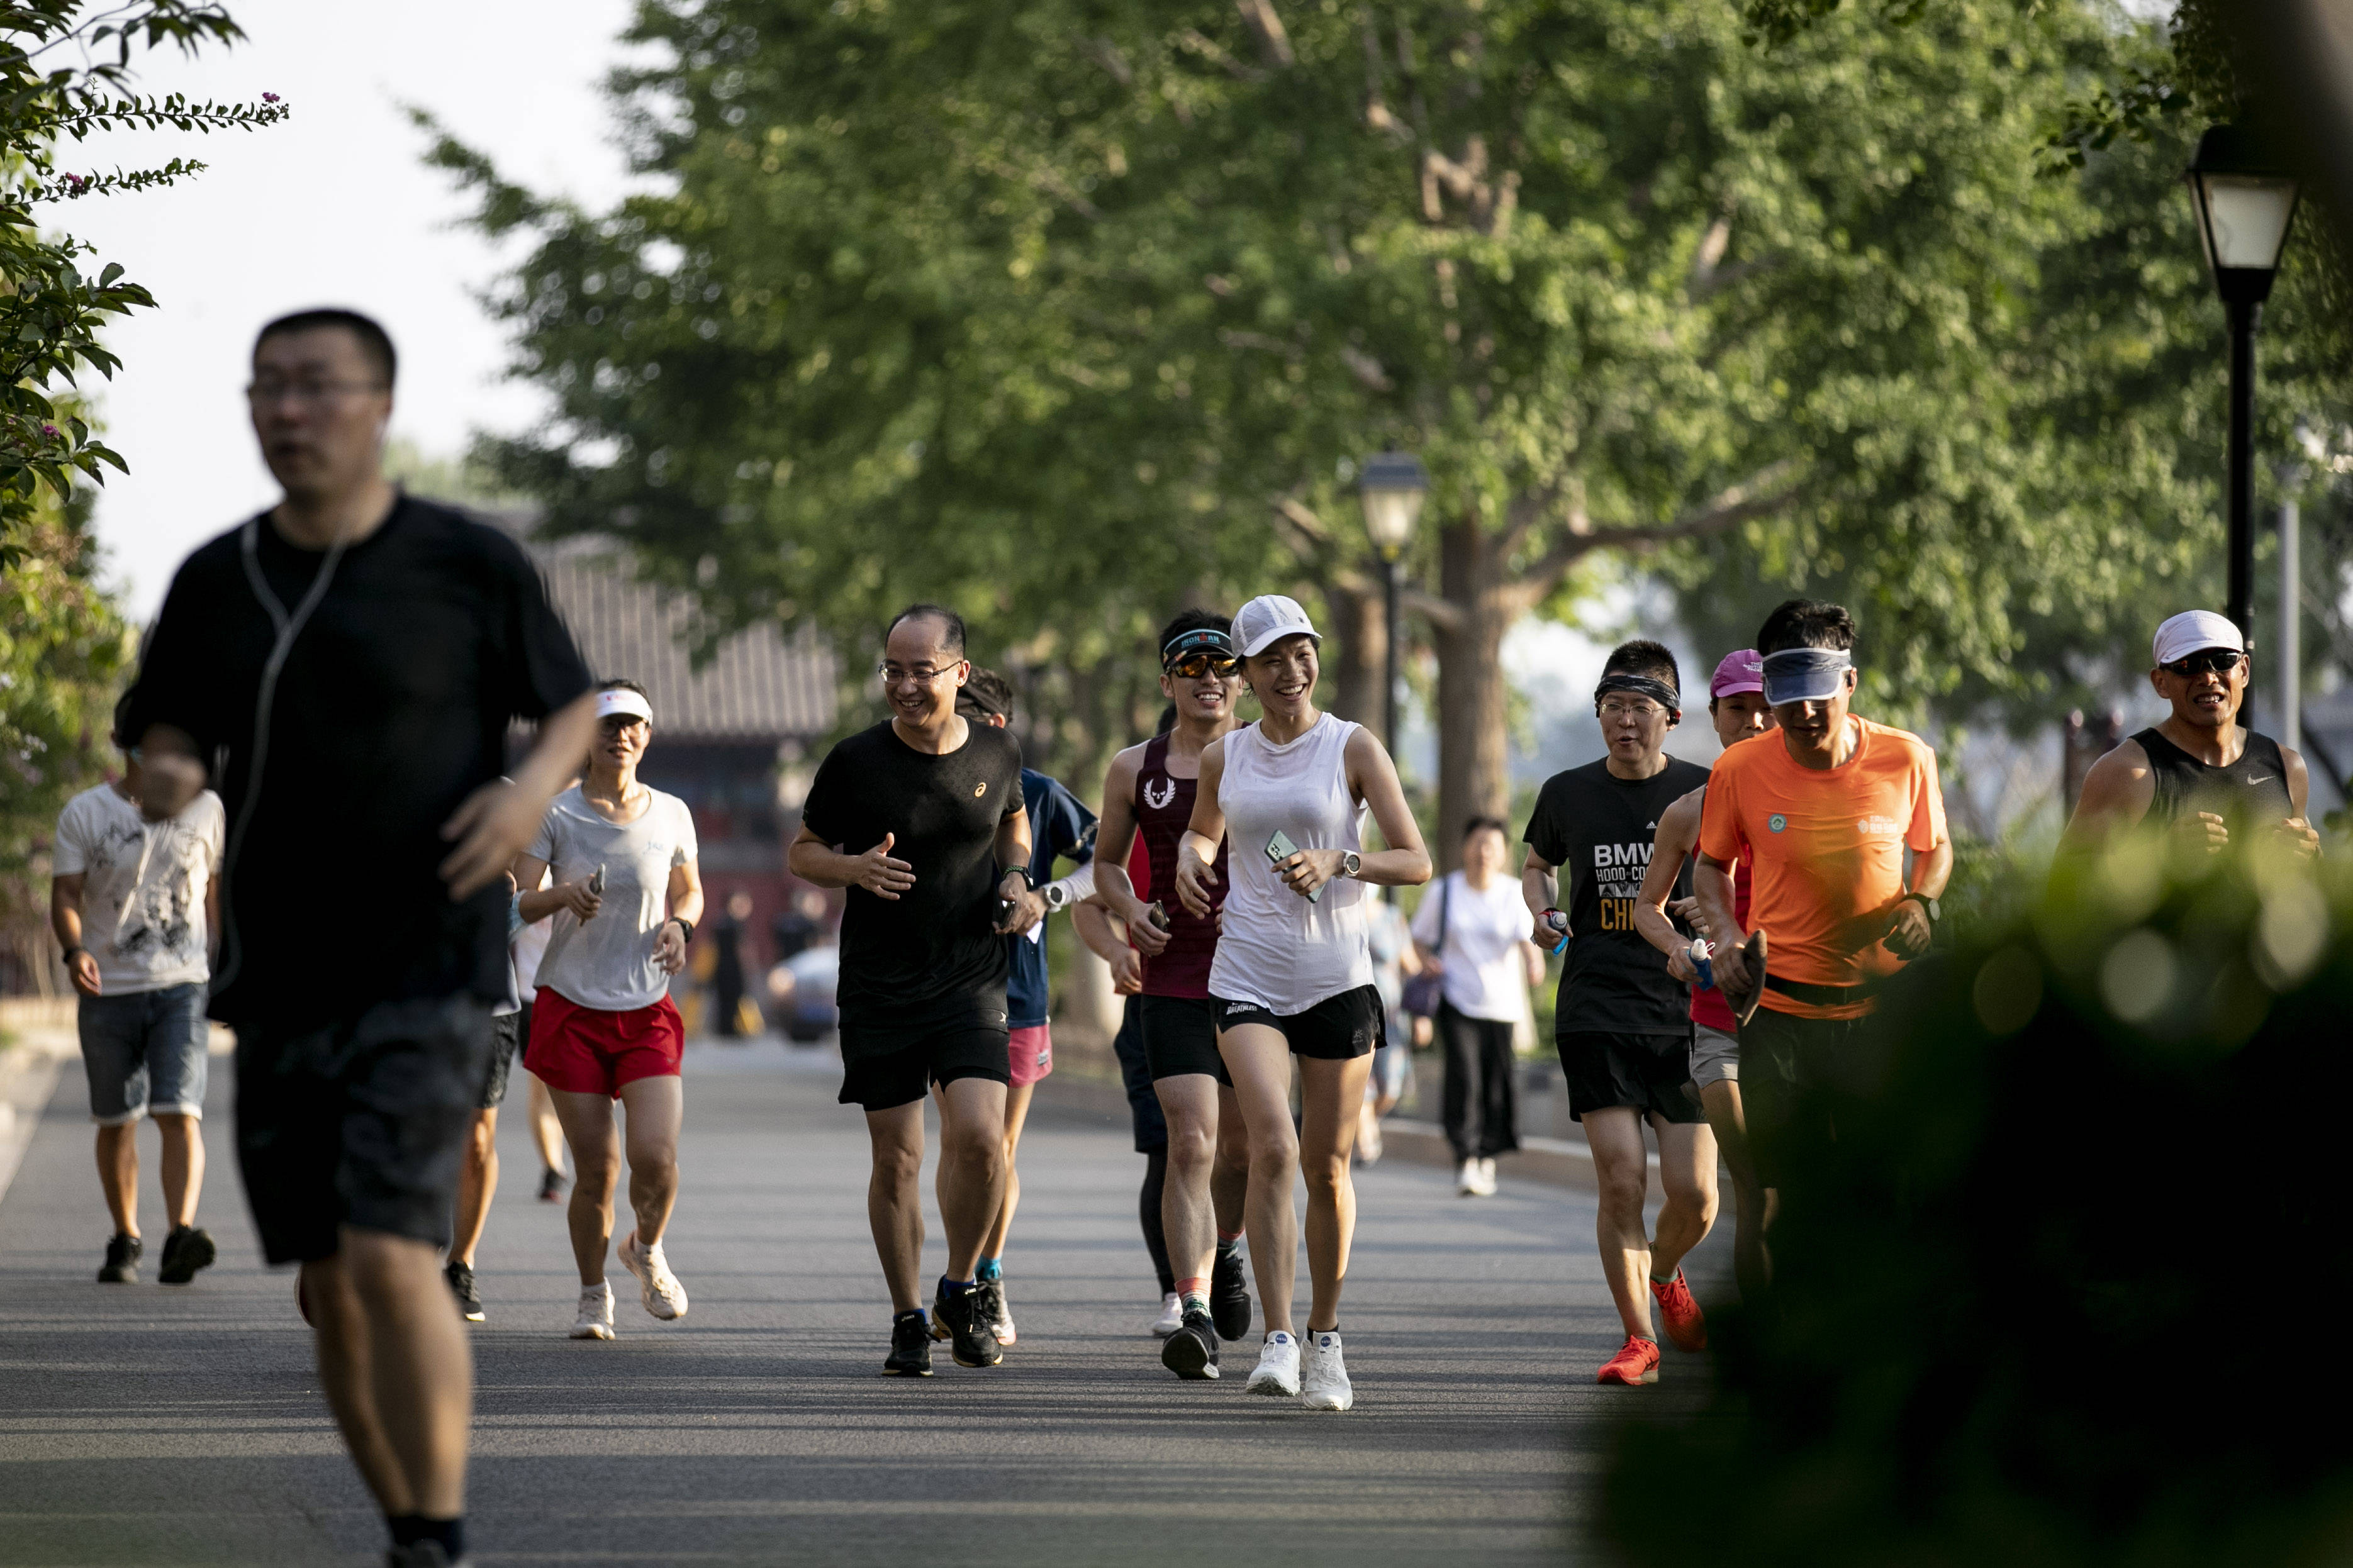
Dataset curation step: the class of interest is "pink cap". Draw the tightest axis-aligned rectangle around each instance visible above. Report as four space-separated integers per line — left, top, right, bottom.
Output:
1709 649 1765 698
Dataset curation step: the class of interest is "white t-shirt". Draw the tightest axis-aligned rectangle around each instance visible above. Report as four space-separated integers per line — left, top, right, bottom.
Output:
527 786 698 1012
52 782 225 994
1411 869 1535 1023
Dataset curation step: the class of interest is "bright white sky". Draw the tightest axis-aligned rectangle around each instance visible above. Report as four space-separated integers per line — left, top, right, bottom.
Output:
60 0 640 617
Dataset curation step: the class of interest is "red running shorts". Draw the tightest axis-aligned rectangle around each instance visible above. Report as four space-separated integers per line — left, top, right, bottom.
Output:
525 988 685 1098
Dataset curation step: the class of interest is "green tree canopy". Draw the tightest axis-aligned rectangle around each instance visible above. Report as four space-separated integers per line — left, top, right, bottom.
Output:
431 0 2337 829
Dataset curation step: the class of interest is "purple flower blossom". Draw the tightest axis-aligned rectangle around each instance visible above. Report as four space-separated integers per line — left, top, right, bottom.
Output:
41 425 57 438
262 92 280 103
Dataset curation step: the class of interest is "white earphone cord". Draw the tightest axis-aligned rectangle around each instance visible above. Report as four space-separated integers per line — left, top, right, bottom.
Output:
211 516 350 996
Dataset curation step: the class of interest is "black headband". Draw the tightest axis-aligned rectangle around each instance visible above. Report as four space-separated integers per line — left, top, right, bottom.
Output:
1594 672 1683 716
1162 627 1236 666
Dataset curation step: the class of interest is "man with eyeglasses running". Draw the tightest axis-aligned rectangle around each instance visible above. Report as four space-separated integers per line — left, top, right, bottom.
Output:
1521 640 1716 1387
788 605 1039 1376
2062 609 2320 859
1700 599 1951 1271
1090 609 1256 1380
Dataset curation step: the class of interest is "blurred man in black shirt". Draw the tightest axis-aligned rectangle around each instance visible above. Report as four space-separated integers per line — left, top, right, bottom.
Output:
126 309 596 1568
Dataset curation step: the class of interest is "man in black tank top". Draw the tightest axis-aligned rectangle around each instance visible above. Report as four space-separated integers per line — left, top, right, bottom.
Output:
2065 611 2319 859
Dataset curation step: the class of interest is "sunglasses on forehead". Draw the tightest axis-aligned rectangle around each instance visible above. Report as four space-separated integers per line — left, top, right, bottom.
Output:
1166 650 1240 679
2162 647 2245 678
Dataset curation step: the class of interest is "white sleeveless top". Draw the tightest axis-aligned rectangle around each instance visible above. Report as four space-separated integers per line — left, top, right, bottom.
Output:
1207 713 1374 1013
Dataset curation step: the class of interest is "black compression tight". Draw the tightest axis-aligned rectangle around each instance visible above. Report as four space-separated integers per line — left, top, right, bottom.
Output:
1139 1145 1174 1296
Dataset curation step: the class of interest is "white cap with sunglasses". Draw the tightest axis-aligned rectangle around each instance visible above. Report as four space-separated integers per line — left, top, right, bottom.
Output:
2152 610 2245 670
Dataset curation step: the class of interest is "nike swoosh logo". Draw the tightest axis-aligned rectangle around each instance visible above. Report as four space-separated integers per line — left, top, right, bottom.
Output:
2246 776 2273 783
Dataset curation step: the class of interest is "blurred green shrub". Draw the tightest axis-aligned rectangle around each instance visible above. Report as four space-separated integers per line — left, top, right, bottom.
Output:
1602 830 2353 1566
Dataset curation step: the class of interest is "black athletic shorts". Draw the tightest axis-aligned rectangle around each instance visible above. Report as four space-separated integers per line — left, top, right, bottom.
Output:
1138 994 1229 1085
235 994 494 1265
838 1003 1010 1113
480 1009 520 1110
1559 1030 1704 1125
1738 1005 1872 1189
1212 984 1384 1060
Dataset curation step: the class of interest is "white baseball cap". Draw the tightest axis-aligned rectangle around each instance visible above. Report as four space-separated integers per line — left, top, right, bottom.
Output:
2151 609 2244 667
1232 594 1321 658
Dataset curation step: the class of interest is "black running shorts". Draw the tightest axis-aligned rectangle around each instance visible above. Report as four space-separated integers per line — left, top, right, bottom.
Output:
1558 1030 1704 1125
1138 994 1229 1085
235 994 495 1265
1738 1006 1871 1188
1212 984 1384 1060
480 1009 520 1110
839 1005 1010 1113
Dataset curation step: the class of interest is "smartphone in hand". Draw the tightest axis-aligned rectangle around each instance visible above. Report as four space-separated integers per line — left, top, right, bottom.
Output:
1265 829 1319 904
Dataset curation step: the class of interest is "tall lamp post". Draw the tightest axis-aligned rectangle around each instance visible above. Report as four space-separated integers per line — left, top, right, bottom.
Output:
1358 452 1429 764
2186 125 2301 638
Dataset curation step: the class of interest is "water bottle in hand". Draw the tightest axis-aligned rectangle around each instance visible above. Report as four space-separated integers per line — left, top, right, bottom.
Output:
1690 937 1716 991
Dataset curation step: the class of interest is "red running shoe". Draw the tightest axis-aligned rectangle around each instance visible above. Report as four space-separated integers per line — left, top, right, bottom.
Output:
1596 1335 1661 1385
1648 1271 1707 1352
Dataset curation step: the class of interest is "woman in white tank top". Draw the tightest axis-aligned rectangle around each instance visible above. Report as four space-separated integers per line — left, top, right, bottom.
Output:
1173 594 1431 1411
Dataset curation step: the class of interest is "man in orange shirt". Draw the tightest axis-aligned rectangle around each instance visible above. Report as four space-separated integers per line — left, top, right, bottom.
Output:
1697 599 1950 1220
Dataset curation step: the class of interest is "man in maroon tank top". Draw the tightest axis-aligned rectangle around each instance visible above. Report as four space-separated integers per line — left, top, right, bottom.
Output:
2064 609 2318 859
1633 649 1779 1304
1092 609 1256 1379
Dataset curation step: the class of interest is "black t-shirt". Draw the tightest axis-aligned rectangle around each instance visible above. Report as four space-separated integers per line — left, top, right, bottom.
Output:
1523 756 1712 1037
123 496 593 1032
798 719 1024 1033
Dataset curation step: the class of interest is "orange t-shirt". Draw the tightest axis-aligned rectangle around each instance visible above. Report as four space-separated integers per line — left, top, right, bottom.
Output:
1696 716 1947 1020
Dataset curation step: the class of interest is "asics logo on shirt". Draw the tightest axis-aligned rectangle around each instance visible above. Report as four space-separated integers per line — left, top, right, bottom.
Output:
1144 776 1176 810
974 781 988 797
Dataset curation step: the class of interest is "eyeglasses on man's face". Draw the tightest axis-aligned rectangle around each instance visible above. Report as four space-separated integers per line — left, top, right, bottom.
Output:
878 660 968 687
1598 699 1667 722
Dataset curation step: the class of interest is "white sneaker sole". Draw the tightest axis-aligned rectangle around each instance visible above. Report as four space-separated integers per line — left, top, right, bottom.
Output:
570 1320 615 1341
1246 1367 1300 1397
1302 1384 1353 1411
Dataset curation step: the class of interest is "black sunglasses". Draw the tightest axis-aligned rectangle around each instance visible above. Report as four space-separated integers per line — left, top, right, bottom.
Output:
1166 652 1240 679
2162 648 2245 678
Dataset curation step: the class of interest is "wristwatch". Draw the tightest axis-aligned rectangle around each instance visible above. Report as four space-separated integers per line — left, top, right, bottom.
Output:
1896 892 1940 926
669 916 696 944
1340 851 1362 880
1044 881 1071 911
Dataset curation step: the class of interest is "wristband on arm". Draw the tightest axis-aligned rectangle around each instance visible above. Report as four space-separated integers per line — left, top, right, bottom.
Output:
669 916 695 944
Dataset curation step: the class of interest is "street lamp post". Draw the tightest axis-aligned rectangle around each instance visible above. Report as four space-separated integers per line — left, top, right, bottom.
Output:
1358 452 1429 763
2186 125 2301 638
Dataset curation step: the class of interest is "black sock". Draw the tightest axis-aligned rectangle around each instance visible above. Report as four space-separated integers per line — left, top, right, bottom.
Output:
388 1515 465 1560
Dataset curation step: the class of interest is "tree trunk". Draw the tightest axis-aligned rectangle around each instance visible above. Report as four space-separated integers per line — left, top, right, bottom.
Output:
1321 578 1385 731
1433 513 1519 875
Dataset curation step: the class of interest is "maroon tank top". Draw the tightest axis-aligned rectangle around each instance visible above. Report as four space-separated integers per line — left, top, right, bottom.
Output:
1137 731 1228 998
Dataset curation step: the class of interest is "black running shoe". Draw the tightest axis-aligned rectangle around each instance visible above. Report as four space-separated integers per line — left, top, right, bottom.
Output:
1161 1308 1221 1381
444 1258 484 1321
883 1309 934 1376
537 1167 567 1204
929 1285 1005 1367
98 1233 142 1284
1210 1245 1253 1342
386 1542 469 1567
157 1225 215 1286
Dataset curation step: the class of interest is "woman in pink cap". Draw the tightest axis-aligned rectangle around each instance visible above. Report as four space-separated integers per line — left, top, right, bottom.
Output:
1630 650 1778 1304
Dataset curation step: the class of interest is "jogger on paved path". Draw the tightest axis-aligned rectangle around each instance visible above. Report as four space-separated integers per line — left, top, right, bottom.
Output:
442 875 534 1323
952 667 1098 1347
1521 640 1718 1387
1701 601 1952 1251
788 604 1039 1376
1411 816 1541 1198
1175 594 1432 1410
515 681 704 1341
2062 609 2320 860
1092 611 1260 1381
123 307 599 1568
50 697 225 1287
1632 649 1779 1303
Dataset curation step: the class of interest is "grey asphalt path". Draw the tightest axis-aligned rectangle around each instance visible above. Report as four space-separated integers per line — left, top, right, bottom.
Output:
0 1040 1726 1567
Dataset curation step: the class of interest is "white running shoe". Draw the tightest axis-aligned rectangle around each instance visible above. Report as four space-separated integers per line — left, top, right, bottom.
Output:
618 1230 689 1321
570 1280 615 1340
1456 1159 1482 1196
1151 1292 1185 1338
1474 1157 1499 1196
1300 1330 1354 1411
1246 1331 1302 1397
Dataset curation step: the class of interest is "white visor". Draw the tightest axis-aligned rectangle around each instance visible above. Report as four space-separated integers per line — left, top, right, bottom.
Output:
596 687 652 724
2151 609 2244 667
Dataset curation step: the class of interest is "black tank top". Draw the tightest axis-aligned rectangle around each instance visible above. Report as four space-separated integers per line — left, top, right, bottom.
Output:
2132 726 2293 824
1135 730 1230 998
